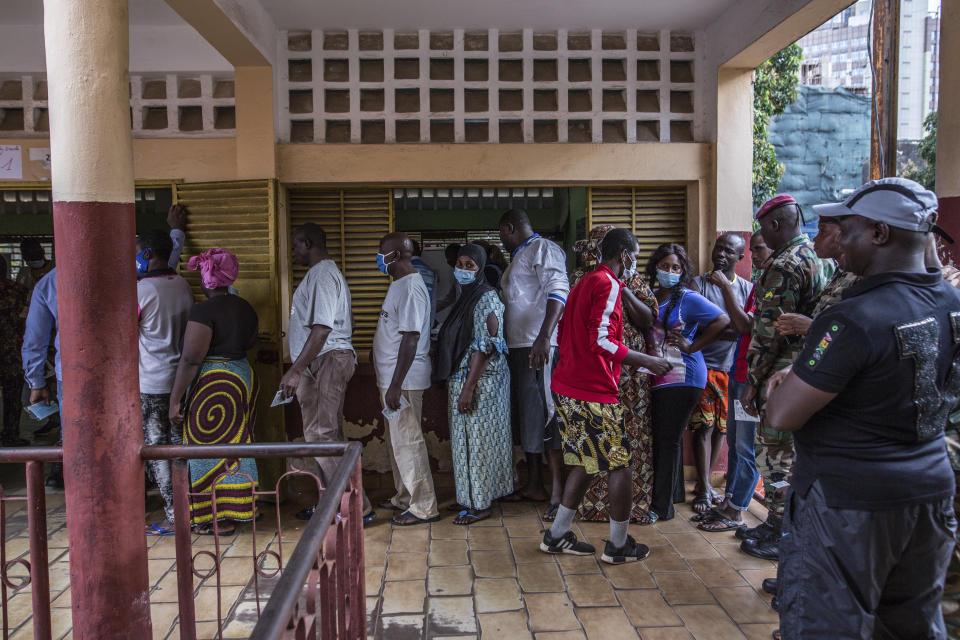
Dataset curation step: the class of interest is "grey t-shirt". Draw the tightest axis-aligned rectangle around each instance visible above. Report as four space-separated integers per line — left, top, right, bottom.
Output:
695 273 752 372
289 260 355 361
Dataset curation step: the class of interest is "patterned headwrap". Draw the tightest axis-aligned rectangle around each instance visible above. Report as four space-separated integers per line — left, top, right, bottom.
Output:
187 248 239 290
578 224 617 268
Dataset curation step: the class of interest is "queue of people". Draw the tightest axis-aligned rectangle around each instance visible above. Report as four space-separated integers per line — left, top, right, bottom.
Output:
4 175 956 635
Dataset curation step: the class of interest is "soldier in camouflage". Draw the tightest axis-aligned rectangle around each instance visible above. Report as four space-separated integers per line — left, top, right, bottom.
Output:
738 194 831 562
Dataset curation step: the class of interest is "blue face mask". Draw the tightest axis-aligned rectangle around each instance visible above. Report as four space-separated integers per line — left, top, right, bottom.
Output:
656 269 681 288
376 251 395 275
136 249 150 275
454 267 477 285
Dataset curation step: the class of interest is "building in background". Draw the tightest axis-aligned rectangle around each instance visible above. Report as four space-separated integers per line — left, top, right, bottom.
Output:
797 0 940 141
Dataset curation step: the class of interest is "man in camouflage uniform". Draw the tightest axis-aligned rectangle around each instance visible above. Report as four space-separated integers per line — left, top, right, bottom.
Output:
738 194 830 561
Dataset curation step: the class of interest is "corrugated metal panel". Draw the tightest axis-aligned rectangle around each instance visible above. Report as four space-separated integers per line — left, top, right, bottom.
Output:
288 187 392 350
588 186 687 266
174 180 279 336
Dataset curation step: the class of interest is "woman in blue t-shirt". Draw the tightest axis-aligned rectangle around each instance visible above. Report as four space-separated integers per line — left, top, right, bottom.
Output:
645 243 730 521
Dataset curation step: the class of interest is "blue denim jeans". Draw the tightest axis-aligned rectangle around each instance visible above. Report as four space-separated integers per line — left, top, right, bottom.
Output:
724 379 760 511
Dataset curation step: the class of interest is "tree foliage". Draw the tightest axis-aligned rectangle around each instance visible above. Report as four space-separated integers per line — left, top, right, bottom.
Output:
901 112 936 190
753 43 803 207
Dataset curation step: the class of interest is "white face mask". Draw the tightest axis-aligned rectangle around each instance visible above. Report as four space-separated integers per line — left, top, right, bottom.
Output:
621 255 637 283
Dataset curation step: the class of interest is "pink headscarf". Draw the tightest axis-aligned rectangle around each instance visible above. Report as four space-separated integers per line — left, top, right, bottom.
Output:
187 248 239 290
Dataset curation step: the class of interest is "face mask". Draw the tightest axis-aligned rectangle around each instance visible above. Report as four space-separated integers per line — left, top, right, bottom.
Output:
454 267 477 285
656 269 681 288
376 251 396 275
136 249 150 275
27 259 45 269
621 256 637 283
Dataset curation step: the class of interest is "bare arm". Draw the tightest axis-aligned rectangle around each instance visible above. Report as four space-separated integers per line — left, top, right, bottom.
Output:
708 271 753 334
279 324 332 397
457 313 501 413
169 321 213 424
621 288 654 329
530 299 564 369
765 366 837 432
385 332 420 410
668 314 731 354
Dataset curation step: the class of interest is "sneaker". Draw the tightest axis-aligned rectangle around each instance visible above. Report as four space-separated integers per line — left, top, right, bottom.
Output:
735 520 776 542
540 529 595 556
601 535 650 564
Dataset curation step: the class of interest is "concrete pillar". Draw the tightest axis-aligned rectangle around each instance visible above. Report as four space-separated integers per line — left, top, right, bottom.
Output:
714 66 756 277
937 0 960 261
236 66 276 178
42 1 152 637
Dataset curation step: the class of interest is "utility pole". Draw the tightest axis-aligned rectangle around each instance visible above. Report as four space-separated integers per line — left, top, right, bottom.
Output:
870 0 901 179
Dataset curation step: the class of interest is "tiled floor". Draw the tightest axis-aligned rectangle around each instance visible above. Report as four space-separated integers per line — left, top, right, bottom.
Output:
0 468 778 640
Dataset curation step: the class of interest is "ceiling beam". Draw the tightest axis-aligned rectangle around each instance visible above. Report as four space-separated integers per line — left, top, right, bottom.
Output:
163 0 275 67
707 0 856 69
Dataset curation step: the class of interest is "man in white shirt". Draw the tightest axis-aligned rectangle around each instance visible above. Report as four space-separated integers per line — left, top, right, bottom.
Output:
499 209 569 513
137 228 194 534
280 223 373 524
373 232 439 526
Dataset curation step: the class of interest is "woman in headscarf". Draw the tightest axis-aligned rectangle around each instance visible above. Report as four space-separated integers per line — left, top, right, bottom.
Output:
168 248 260 536
433 244 511 525
566 225 661 524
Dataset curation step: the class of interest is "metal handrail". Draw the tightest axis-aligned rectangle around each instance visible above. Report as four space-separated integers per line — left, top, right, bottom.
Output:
249 442 362 639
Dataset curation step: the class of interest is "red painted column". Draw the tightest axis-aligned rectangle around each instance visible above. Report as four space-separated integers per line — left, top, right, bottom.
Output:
42 1 152 637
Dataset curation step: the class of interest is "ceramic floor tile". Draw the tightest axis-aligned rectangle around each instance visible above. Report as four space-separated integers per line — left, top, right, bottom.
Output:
471 549 517 578
686 557 748 587
500 502 541 518
653 572 715 605
381 580 426 614
534 632 586 640
710 586 778 623
469 526 510 550
505 517 548 538
654 517 697 533
511 537 556 564
428 595 478 634
663 533 720 559
390 528 429 553
429 539 469 566
738 568 778 595
575 606 640 640
431 519 470 540
674 604 747 640
642 546 689 572
636 628 694 640
601 561 656 589
378 614 425 640
740 623 780 640
565 573 618 607
365 565 385 595
385 552 428 581
556 553 601 575
428 565 475 596
517 562 565 592
617 588 683 627
524 592 581 632
475 577 523 613
477 611 533 640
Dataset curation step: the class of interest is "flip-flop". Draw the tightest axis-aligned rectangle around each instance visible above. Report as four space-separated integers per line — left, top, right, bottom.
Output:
378 500 404 511
692 493 712 514
697 516 742 533
541 503 560 522
146 522 174 536
453 509 491 525
690 508 723 523
391 510 441 527
363 511 377 526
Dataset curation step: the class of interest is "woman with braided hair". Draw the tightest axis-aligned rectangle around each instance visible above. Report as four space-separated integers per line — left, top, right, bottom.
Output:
169 248 260 536
645 243 730 521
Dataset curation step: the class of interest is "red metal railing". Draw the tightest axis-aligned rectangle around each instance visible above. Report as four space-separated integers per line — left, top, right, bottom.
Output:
0 442 365 640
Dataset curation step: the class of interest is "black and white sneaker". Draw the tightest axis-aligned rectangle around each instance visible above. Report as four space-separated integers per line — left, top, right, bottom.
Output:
601 535 650 564
540 529 595 556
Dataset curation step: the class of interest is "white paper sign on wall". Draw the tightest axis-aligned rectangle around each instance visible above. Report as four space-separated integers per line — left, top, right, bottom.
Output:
0 145 23 179
29 147 51 171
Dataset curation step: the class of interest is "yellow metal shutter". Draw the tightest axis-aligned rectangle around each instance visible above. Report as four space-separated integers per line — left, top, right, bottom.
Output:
588 186 687 265
287 187 393 353
174 180 285 491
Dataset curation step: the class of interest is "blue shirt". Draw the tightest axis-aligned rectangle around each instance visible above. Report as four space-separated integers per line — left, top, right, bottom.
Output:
650 288 725 389
21 230 185 388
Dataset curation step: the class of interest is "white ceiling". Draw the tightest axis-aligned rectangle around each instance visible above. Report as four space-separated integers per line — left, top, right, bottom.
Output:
0 0 189 26
2 0 738 31
259 0 737 31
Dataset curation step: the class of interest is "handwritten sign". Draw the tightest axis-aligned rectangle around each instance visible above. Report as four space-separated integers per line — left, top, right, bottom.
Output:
0 145 22 179
29 147 51 171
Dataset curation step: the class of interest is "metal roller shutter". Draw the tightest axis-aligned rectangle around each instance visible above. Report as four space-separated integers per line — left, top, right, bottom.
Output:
287 187 393 351
588 186 687 266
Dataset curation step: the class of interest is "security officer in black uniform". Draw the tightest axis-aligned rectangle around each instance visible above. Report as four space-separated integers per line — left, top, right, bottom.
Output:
765 177 958 640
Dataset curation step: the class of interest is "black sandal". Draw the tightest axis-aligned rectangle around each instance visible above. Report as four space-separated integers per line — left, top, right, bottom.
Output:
541 503 560 522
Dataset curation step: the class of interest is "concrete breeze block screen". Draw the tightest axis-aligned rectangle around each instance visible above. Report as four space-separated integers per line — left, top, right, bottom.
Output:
278 28 696 144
